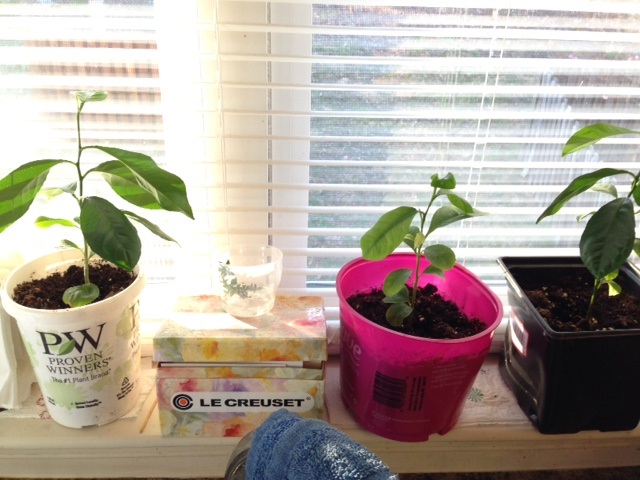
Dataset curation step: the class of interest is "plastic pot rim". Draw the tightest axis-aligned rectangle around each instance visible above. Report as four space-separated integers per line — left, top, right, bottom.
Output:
336 254 503 344
0 249 145 322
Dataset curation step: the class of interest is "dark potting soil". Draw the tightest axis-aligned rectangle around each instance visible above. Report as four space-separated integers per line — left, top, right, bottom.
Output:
519 268 640 332
347 283 487 339
12 262 135 309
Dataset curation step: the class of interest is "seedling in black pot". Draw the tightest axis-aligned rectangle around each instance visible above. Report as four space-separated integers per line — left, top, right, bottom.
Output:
537 123 640 315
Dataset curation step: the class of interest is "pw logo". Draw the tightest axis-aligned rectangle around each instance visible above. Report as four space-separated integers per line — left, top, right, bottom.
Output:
37 323 106 355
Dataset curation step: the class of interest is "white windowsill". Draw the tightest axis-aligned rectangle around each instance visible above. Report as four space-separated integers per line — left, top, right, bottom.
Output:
1 355 639 478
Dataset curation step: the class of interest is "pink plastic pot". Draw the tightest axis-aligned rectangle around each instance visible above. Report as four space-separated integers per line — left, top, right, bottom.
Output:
337 254 503 442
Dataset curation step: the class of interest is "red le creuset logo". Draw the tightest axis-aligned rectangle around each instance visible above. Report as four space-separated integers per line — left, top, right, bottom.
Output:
172 393 194 411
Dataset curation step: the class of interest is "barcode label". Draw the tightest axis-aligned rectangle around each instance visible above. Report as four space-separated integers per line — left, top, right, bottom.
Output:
373 372 428 411
408 376 426 411
373 371 407 409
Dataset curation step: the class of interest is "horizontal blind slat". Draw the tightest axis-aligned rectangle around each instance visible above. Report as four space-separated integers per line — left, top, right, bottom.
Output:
218 0 640 14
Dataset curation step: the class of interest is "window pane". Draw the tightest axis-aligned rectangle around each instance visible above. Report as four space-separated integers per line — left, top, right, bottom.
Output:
0 0 180 283
306 4 640 304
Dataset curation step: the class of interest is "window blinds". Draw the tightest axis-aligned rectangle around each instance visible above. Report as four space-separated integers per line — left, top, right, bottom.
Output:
0 2 161 168
0 1 199 287
211 1 640 324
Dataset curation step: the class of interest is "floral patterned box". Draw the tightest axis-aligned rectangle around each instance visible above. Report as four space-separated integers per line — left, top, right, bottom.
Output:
156 363 325 437
153 295 327 363
153 295 327 437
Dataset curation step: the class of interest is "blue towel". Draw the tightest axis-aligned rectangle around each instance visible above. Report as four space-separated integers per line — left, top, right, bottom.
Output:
245 409 398 480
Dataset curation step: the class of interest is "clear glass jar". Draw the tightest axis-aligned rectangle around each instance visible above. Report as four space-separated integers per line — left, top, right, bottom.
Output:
224 429 256 480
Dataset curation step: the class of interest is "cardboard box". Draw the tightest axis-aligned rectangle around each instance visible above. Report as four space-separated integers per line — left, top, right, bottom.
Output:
153 295 327 363
153 296 327 437
156 363 324 437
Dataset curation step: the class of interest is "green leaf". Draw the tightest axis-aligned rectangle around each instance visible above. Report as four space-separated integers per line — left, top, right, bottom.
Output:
579 197 635 280
633 185 640 208
563 123 640 156
92 161 164 210
603 272 622 297
413 232 426 251
58 339 77 355
361 206 417 260
76 91 109 115
40 182 77 199
35 216 77 229
123 210 179 244
383 286 410 304
423 265 445 278
80 196 142 271
430 172 456 190
63 283 100 308
427 205 482 236
537 168 633 223
402 225 421 250
604 270 619 282
577 211 595 222
607 280 622 296
76 90 108 104
385 302 413 327
445 192 477 214
423 244 456 271
634 239 640 258
0 160 67 233
61 239 81 251
89 148 194 219
589 183 618 198
383 268 412 297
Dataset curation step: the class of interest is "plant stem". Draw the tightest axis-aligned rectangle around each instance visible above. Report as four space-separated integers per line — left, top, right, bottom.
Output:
586 276 608 322
585 280 598 321
627 171 640 199
75 97 91 286
411 250 421 308
76 109 83 197
410 186 439 308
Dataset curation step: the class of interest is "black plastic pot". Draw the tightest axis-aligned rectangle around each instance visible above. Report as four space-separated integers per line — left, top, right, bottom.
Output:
498 256 640 434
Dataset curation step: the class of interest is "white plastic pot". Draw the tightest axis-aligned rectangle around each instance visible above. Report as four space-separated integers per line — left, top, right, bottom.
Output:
0 249 145 428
